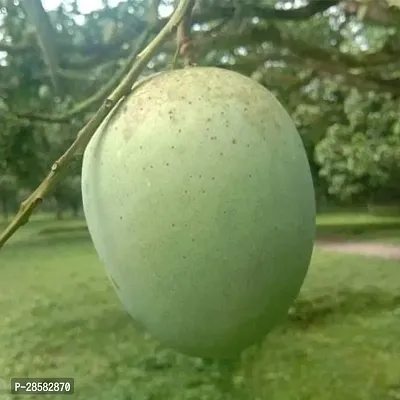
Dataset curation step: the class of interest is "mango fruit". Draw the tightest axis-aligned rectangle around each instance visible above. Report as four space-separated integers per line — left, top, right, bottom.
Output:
81 67 316 358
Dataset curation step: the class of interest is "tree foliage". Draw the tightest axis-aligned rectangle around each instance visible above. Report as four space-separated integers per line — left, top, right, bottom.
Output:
1 0 399 205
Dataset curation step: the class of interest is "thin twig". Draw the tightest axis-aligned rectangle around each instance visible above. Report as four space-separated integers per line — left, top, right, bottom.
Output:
0 0 194 250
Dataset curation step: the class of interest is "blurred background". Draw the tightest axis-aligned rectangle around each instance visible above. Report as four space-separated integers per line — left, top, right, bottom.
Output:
0 0 400 399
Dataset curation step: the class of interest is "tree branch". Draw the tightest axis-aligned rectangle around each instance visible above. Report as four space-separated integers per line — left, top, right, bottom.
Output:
340 0 400 26
20 0 64 95
179 25 400 94
11 31 152 123
191 0 340 24
10 21 400 124
215 50 400 96
0 0 340 57
0 0 194 250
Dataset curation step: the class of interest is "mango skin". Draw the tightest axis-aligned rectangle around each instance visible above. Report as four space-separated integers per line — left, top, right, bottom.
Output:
81 67 316 359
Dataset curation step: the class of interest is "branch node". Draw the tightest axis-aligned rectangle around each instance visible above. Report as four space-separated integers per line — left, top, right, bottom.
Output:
104 98 114 109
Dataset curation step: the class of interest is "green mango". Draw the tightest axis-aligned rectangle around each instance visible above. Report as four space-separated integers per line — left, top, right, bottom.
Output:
81 67 316 359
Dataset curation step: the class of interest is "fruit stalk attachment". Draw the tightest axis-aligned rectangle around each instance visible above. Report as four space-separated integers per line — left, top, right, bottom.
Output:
172 0 197 67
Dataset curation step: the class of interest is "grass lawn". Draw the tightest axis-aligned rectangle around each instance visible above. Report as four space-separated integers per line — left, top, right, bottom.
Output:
316 211 400 244
0 213 400 399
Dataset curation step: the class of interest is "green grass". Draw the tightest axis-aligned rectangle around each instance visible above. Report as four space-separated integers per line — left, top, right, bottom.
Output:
0 213 400 399
316 211 400 244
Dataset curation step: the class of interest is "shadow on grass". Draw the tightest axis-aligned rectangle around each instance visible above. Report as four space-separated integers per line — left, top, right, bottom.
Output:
3 230 92 252
0 215 62 230
38 225 89 235
317 221 400 241
30 288 400 346
17 285 399 387
288 288 400 328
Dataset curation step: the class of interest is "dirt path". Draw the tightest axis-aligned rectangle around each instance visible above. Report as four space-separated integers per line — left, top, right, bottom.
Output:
316 241 400 260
